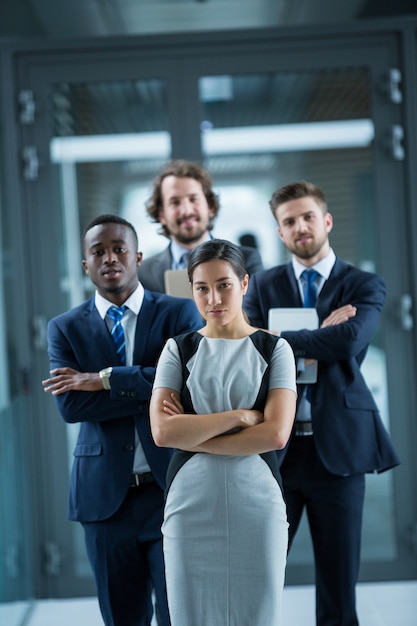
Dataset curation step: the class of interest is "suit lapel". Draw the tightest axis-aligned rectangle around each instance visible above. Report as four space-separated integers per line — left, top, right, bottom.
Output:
132 290 159 362
149 247 171 293
82 298 119 363
315 258 346 320
274 264 303 307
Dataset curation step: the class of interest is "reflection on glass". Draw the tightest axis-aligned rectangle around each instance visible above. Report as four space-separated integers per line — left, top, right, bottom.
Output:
50 77 171 581
47 70 396 584
0 199 33 614
51 79 171 308
198 69 395 570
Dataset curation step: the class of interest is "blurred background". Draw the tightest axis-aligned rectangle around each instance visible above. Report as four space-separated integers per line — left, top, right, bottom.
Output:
0 1 417 624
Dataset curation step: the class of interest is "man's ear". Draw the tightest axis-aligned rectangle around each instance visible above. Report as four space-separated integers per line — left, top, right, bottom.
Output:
277 226 284 242
82 260 88 274
324 212 333 234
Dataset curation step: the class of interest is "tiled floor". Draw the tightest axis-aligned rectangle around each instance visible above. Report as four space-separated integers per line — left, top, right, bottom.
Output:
2 580 416 626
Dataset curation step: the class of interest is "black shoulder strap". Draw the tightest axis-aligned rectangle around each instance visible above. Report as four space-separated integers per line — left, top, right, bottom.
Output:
248 331 285 483
172 332 203 415
165 333 203 496
249 329 279 361
173 331 203 384
249 331 279 411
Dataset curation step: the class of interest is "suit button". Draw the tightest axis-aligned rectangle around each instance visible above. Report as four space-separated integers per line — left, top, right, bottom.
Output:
125 444 134 451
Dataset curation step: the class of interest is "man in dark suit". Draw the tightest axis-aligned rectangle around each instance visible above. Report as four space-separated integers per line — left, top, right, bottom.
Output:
138 160 263 292
244 181 399 626
42 214 202 626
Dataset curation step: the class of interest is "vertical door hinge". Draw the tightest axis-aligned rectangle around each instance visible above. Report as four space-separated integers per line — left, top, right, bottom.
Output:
399 294 413 331
407 521 417 557
387 68 402 104
18 89 36 125
390 125 405 161
32 314 48 351
22 146 40 181
43 541 62 576
5 543 19 578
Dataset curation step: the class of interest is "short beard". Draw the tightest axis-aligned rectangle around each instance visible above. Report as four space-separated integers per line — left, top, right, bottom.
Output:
175 226 208 246
291 236 327 261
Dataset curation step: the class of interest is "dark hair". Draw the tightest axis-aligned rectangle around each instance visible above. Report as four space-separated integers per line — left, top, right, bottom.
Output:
187 239 247 283
269 181 327 222
83 214 138 247
145 160 220 238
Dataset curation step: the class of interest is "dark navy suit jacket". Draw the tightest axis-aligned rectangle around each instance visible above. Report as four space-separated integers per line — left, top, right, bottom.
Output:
244 258 400 476
138 243 263 293
47 289 202 522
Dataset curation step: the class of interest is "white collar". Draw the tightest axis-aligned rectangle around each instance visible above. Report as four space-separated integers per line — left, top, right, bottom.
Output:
94 283 144 319
292 248 336 281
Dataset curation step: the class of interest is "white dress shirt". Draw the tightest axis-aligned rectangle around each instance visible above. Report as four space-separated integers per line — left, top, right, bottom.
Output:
95 284 151 473
291 249 336 421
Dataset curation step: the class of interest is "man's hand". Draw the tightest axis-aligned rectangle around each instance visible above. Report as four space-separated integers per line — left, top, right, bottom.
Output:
321 304 357 328
42 367 103 395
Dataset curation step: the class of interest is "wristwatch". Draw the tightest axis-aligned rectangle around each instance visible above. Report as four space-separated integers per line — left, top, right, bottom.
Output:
99 367 113 391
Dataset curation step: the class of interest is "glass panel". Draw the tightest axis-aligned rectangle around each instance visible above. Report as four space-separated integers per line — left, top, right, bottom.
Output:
49 78 171 581
0 192 33 621
198 69 396 574
51 79 172 308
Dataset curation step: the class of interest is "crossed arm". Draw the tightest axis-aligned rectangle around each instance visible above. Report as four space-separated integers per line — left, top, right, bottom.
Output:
42 368 103 395
150 386 296 456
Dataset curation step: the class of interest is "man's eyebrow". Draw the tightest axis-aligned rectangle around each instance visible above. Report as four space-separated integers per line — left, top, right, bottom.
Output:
90 238 126 248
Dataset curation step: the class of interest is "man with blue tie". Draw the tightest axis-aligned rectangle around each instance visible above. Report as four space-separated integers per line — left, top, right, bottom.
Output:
42 214 202 626
244 181 400 626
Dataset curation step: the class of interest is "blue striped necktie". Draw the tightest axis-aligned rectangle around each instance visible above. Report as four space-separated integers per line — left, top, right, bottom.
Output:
178 251 191 269
107 305 127 365
301 269 319 403
302 269 319 308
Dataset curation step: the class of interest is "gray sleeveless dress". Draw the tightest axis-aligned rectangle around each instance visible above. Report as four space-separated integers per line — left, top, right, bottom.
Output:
153 331 296 626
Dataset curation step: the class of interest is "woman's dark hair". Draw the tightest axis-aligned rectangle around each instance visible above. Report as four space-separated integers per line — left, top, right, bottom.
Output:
187 239 247 282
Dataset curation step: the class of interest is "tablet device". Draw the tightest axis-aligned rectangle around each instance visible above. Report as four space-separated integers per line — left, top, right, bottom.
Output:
268 307 319 383
164 269 192 298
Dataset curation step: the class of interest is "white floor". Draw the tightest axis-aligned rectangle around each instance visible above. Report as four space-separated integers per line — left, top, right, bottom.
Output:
2 581 416 626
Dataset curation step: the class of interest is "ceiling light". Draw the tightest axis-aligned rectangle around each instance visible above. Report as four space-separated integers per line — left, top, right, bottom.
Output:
50 119 374 163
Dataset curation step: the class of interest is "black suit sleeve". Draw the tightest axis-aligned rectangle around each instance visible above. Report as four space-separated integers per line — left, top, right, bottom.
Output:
47 298 202 424
281 272 386 363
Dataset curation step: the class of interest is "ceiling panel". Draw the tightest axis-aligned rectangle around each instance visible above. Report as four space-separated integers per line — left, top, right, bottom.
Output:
2 0 416 39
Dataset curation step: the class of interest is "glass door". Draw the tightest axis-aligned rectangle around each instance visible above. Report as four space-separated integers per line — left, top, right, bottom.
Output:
50 76 175 582
183 41 413 583
195 67 394 581
16 54 181 598
13 28 416 599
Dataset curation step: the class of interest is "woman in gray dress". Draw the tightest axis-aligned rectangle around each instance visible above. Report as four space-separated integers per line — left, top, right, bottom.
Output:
150 239 296 626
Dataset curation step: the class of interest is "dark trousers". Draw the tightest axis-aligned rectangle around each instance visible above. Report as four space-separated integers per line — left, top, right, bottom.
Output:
82 482 170 626
281 436 365 626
